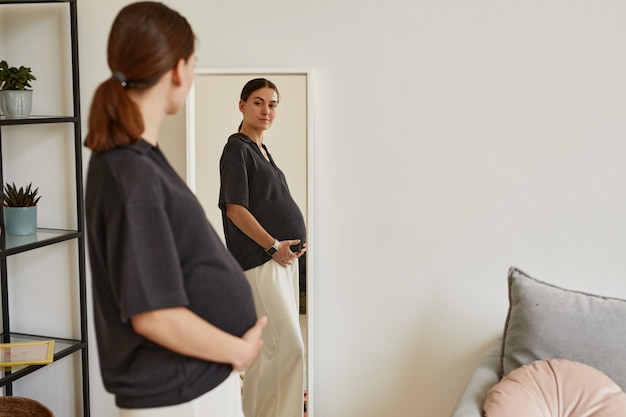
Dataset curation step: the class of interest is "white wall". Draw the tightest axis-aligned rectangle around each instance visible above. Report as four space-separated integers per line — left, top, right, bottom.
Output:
5 0 626 416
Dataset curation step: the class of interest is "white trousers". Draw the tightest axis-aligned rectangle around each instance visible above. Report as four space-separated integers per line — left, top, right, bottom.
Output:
243 260 304 417
119 372 244 417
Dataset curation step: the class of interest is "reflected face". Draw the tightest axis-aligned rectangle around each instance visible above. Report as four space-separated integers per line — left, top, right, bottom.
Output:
239 87 279 132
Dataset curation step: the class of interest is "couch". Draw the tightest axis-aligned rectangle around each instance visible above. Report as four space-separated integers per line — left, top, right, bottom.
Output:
450 266 626 417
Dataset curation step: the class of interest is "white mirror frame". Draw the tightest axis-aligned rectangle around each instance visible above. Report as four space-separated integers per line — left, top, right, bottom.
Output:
185 68 315 416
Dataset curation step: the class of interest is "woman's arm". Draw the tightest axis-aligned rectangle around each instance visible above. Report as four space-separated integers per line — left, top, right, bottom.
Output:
225 203 302 265
131 307 267 372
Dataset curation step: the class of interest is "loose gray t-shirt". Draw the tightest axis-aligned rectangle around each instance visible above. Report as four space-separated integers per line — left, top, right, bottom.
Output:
86 139 256 408
218 133 306 270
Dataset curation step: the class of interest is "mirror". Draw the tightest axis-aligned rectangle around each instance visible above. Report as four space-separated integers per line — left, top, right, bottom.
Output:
159 68 313 414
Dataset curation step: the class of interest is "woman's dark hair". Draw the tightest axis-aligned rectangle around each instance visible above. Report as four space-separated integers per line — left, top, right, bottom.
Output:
238 78 280 132
85 1 195 152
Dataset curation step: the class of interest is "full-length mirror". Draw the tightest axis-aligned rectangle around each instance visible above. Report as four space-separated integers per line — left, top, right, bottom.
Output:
160 69 313 415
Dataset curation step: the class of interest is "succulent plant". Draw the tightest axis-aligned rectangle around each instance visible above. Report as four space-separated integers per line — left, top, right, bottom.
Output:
1 182 41 207
0 60 36 91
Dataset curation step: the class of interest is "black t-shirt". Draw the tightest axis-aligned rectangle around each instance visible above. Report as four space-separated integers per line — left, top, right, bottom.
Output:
85 139 257 408
219 133 306 270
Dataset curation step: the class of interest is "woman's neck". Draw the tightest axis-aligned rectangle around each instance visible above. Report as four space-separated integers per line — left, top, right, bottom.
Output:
128 75 169 146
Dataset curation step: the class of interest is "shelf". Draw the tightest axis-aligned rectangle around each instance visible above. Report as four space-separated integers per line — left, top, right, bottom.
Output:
0 115 79 126
0 228 81 256
0 332 84 387
1 0 89 412
0 1 72 4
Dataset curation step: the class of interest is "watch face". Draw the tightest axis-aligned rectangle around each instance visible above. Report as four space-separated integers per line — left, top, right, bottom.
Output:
266 246 278 256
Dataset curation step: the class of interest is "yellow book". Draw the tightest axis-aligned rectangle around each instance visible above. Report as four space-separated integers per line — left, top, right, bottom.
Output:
0 340 55 367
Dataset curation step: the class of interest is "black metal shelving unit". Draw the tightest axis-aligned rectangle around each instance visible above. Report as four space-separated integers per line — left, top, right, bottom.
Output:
0 0 89 415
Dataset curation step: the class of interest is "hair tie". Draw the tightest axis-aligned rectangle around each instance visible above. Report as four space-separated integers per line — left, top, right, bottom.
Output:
112 71 128 88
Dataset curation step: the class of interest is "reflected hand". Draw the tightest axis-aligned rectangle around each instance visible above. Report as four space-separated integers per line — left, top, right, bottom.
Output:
273 239 301 268
295 242 307 257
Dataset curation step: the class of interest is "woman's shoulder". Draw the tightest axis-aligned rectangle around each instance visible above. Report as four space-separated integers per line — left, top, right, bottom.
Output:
98 140 150 163
226 133 252 147
93 139 152 158
223 133 255 156
90 141 162 185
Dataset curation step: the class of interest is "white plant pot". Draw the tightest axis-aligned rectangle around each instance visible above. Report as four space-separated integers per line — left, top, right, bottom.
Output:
0 90 33 118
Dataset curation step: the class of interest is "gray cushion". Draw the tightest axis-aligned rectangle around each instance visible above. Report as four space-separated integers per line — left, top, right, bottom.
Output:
501 267 626 390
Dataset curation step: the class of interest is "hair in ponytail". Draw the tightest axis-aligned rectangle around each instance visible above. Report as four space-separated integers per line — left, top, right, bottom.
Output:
85 1 195 152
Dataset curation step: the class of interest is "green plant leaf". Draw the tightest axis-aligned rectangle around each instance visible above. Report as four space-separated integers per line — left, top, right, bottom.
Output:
0 61 35 91
1 182 41 207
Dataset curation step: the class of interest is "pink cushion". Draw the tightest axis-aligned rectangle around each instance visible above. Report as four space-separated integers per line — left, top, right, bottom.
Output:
484 359 626 417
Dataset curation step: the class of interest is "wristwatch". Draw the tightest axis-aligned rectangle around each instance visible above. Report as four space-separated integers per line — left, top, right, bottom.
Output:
264 239 280 256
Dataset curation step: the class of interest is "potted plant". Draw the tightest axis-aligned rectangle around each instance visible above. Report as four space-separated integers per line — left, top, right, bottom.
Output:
1 182 41 235
0 60 36 119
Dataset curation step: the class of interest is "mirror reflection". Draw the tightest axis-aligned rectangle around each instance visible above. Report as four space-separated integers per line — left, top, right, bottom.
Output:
159 70 310 415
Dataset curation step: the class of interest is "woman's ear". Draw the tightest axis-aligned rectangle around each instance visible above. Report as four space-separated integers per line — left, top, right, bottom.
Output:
239 99 245 113
171 59 185 86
